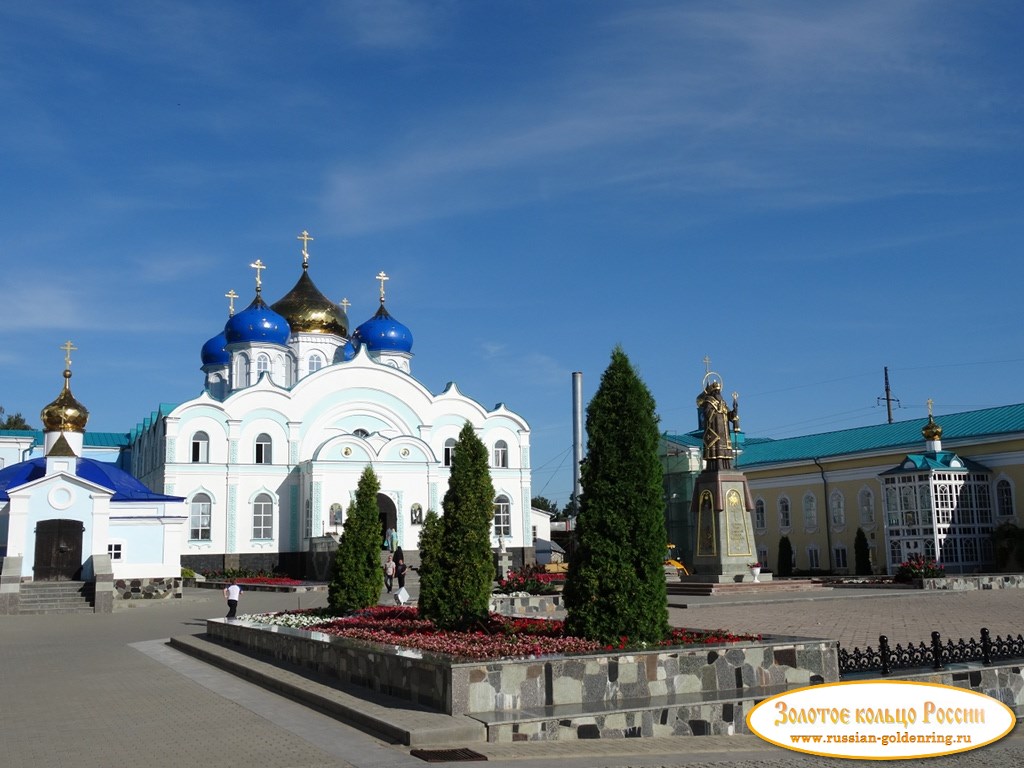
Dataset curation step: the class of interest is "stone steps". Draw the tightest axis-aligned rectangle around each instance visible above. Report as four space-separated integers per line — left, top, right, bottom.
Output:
667 580 831 597
18 581 95 614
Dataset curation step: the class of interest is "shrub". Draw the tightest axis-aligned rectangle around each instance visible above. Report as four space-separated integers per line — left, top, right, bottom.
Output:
854 528 872 575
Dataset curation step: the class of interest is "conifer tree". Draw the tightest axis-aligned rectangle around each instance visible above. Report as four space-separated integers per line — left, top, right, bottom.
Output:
329 466 384 612
427 421 496 630
563 346 669 645
777 535 794 577
854 528 872 575
416 509 444 619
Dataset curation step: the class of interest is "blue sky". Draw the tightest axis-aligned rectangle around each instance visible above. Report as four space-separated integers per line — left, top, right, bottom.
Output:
2 1 1022 509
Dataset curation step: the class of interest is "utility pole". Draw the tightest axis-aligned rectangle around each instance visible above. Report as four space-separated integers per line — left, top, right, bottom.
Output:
877 366 901 424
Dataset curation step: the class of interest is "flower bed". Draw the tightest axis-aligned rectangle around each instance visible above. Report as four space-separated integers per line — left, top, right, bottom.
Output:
209 607 838 721
494 565 565 596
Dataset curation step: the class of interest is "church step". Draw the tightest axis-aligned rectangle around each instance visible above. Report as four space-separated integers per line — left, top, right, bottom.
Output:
18 581 95 613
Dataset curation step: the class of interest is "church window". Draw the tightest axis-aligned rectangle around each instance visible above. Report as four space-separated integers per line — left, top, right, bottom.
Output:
807 546 820 570
443 438 456 467
833 545 848 570
803 493 817 529
190 494 212 541
779 497 791 529
253 494 273 540
757 546 769 570
830 491 845 526
410 503 423 525
493 440 508 468
107 542 124 561
255 433 272 464
353 428 369 438
256 354 270 379
308 354 324 375
191 431 209 463
493 495 511 538
997 479 1014 517
859 488 875 524
754 498 766 530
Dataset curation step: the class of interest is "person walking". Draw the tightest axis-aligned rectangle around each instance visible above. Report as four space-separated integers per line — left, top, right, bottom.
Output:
224 578 242 619
396 558 408 591
383 554 396 593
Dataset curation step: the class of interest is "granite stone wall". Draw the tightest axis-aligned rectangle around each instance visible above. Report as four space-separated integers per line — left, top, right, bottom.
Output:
114 577 181 601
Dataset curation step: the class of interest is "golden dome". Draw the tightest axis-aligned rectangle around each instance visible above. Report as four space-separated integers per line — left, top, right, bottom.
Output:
270 268 348 336
40 369 89 433
922 414 943 441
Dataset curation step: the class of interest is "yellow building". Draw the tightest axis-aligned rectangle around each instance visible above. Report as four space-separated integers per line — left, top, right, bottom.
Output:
662 403 1024 576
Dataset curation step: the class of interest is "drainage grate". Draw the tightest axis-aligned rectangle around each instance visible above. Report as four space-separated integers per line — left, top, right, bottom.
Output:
410 747 488 762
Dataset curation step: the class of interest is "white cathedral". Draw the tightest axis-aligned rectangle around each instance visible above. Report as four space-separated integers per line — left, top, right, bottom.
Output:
128 232 534 575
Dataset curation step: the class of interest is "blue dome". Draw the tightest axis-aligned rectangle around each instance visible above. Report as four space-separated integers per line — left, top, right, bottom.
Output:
354 304 413 353
224 296 291 346
201 330 230 366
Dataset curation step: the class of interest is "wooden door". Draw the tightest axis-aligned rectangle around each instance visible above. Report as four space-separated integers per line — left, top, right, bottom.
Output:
34 519 84 581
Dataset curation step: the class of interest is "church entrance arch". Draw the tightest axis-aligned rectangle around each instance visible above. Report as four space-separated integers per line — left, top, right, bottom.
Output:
34 519 84 581
378 493 398 550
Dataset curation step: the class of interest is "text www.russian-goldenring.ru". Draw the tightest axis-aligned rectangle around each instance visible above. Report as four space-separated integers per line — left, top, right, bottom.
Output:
790 732 972 748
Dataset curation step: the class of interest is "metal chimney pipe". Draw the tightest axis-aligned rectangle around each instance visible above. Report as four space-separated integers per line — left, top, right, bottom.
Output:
572 371 583 514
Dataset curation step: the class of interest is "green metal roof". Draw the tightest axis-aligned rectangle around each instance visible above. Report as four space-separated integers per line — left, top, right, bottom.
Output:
0 429 131 448
880 451 990 475
664 403 1024 468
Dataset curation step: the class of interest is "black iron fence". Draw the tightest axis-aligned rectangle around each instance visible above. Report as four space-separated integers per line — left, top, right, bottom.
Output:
838 629 1024 677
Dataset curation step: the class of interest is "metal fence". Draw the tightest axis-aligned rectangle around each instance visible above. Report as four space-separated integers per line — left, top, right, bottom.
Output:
838 628 1024 677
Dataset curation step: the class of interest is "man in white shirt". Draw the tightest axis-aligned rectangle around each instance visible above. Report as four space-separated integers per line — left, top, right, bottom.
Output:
224 579 242 619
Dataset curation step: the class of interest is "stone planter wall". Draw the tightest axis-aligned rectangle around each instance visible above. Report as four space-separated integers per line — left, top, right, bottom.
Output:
206 619 839 719
921 574 1024 591
489 595 562 615
114 577 181 601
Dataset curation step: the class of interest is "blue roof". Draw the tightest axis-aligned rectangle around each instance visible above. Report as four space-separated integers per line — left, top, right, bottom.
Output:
663 403 1024 468
880 451 990 475
0 457 184 503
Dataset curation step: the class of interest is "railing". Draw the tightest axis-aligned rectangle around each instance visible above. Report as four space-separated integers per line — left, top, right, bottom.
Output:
838 629 1024 677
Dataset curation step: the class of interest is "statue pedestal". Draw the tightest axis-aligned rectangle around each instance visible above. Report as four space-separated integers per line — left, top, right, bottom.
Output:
684 469 772 583
497 553 511 580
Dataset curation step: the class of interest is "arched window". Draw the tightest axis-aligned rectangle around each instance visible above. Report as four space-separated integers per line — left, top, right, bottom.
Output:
255 433 272 464
779 497 791 528
803 493 817 528
308 353 324 375
493 440 508 468
997 479 1014 517
443 438 456 467
353 428 369 438
253 493 273 539
256 354 270 379
191 431 209 463
830 491 845 526
190 493 212 541
493 495 511 538
859 488 875 524
754 498 766 529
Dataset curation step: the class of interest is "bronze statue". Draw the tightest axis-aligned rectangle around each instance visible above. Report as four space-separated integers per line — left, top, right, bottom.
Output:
696 376 739 470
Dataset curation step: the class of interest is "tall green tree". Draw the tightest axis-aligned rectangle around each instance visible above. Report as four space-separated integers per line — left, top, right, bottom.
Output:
777 535 794 577
425 421 496 630
415 509 444 619
563 346 669 645
0 406 33 430
854 528 873 575
329 466 384 612
531 496 559 516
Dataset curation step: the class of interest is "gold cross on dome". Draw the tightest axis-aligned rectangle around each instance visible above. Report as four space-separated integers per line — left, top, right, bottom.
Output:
250 259 266 291
927 398 934 417
375 271 389 303
61 340 77 368
297 230 314 266
340 297 351 313
225 289 239 316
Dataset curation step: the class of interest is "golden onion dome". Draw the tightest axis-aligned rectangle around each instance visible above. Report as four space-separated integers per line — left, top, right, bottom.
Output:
270 267 348 336
922 414 943 441
40 369 89 433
